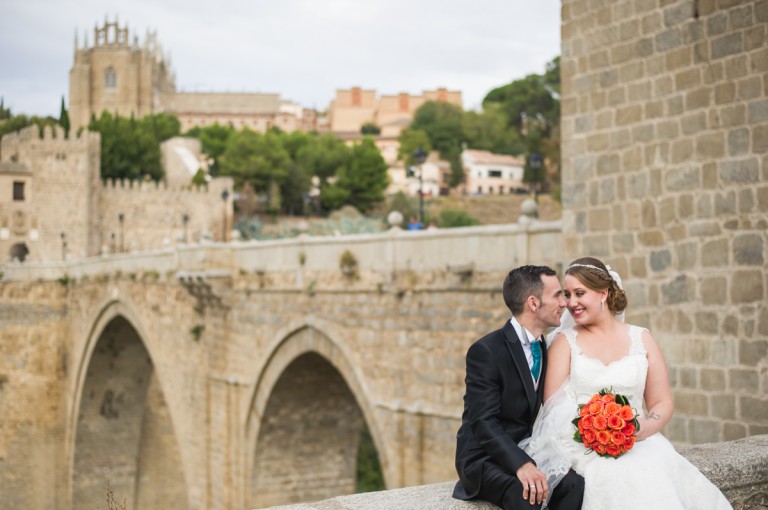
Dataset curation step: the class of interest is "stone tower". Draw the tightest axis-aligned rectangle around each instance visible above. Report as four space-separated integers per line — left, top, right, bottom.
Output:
68 19 176 131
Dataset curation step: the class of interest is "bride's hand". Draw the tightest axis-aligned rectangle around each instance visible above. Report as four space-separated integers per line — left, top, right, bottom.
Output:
635 412 663 441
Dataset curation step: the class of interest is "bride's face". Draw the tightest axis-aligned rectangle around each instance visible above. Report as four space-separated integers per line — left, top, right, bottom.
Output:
563 274 608 324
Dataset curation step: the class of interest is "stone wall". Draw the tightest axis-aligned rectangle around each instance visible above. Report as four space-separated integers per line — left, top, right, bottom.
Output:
560 0 768 444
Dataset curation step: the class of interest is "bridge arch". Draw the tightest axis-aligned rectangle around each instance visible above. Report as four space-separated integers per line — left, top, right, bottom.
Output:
67 299 189 510
245 318 388 508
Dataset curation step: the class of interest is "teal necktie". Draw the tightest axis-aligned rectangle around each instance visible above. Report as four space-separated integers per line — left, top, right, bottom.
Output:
530 339 542 381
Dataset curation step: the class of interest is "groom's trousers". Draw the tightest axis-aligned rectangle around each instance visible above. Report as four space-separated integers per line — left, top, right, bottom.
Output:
476 462 584 510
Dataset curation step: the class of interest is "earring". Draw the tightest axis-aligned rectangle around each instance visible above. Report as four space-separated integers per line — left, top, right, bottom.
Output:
601 300 605 311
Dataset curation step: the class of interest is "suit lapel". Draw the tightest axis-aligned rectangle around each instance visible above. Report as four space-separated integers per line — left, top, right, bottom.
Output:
501 321 537 416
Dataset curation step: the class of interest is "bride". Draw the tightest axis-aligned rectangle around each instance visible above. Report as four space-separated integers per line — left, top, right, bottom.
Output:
524 256 732 509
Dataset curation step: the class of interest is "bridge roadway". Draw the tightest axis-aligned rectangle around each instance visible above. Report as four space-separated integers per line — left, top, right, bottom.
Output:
0 222 561 510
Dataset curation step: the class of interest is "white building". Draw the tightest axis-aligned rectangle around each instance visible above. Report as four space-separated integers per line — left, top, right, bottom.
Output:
461 149 526 195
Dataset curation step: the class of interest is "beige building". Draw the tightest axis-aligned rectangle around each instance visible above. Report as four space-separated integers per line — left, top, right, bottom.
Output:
69 19 313 133
328 86 462 136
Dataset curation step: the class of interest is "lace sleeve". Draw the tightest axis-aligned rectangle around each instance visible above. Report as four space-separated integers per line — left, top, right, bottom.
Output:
519 381 578 504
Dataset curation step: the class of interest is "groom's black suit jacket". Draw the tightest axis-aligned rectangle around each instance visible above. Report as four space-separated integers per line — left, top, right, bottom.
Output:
453 320 548 500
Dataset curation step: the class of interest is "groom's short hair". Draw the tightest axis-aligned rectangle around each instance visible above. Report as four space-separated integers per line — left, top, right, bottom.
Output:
503 265 557 315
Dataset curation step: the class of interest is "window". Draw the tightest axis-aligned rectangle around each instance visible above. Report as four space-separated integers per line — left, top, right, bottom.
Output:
104 67 117 89
488 169 502 178
13 181 24 201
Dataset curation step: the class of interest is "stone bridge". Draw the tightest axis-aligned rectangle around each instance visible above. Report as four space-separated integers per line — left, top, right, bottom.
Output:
0 222 562 510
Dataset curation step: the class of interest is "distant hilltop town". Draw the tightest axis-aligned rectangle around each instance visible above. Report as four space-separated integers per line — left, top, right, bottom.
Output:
69 19 463 138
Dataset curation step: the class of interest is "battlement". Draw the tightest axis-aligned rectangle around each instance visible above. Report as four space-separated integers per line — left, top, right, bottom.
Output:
101 177 230 196
0 125 98 163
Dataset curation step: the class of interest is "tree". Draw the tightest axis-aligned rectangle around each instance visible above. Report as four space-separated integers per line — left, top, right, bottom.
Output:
397 128 432 166
139 113 180 143
462 104 525 155
87 111 164 181
58 96 70 137
410 101 465 187
219 128 290 197
186 123 234 176
322 137 388 213
483 73 557 135
360 122 381 135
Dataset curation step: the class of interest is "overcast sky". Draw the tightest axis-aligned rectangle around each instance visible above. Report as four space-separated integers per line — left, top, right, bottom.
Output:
1 0 561 117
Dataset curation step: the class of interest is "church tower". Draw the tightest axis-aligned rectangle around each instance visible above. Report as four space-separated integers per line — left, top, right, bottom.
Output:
68 18 176 130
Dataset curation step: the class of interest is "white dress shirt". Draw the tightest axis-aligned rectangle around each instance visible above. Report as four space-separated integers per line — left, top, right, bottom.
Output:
510 315 541 389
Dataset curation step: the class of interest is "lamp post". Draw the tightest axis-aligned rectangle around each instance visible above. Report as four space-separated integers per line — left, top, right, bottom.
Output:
60 232 67 261
221 190 230 242
528 152 543 199
118 213 125 252
413 147 428 226
182 213 190 244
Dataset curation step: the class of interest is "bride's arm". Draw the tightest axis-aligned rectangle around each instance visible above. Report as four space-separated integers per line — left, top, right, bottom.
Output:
638 329 674 440
543 333 570 401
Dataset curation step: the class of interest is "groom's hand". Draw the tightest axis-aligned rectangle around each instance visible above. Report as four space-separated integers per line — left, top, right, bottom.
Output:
516 461 549 505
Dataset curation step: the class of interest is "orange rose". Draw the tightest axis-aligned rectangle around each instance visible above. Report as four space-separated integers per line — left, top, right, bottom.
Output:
624 435 636 450
579 405 590 417
582 429 596 444
588 394 602 405
593 443 607 455
611 431 626 445
605 444 621 457
604 402 622 415
619 405 635 421
580 415 594 429
607 415 625 430
588 401 604 415
596 430 611 445
601 394 615 404
592 414 608 430
621 422 636 436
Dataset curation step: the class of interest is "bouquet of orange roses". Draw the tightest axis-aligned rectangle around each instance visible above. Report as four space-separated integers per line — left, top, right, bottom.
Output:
572 388 639 458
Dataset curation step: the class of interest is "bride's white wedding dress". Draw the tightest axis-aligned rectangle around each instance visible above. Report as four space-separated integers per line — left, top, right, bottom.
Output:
523 325 732 509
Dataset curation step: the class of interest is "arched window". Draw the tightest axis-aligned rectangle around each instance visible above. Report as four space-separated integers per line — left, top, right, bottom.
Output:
9 243 29 263
104 67 117 89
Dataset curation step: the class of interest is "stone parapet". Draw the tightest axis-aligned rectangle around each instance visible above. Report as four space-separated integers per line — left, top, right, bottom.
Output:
262 435 768 510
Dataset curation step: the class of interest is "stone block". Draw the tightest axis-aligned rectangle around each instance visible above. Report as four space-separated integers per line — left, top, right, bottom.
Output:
730 368 759 392
689 418 722 443
702 369 727 391
599 179 616 203
657 119 679 138
745 25 765 51
725 54 748 79
630 256 647 278
733 234 764 265
686 88 712 110
582 235 612 257
712 33 743 60
695 133 725 159
727 127 750 156
739 339 768 367
694 311 718 333
720 104 746 127
748 99 768 124
622 146 644 172
588 209 612 230
616 105 643 125
675 68 701 90
612 233 635 254
650 249 673 272
660 196 676 224
665 166 701 191
677 194 694 218
596 153 620 175
699 276 727 305
729 4 754 30
696 193 713 217
674 390 709 415
667 94 685 115
710 394 735 420
754 125 768 153
638 230 665 246
656 27 683 51
621 62 646 83
723 422 747 441
631 123 654 143
714 190 737 215
608 86 626 106
737 76 763 101
678 310 693 333
681 111 707 134
715 82 736 104
620 19 639 40
680 366 699 388
641 11 663 34
664 2 693 26
722 315 739 336
688 337 710 363
662 274 691 304
671 139 694 163
701 239 729 267
641 199 657 227
732 270 765 303
740 395 768 421
706 12 728 37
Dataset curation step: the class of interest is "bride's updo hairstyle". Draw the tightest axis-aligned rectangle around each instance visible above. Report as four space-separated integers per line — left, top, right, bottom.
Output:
565 257 627 315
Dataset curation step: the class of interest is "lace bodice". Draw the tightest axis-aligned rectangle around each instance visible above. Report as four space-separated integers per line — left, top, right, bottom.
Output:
563 325 648 411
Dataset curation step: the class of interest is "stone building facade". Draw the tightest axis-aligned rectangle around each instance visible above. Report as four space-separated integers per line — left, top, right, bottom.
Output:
69 20 312 133
0 125 233 263
560 0 767 443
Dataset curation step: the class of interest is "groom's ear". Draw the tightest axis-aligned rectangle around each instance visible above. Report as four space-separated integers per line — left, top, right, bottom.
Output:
527 295 540 312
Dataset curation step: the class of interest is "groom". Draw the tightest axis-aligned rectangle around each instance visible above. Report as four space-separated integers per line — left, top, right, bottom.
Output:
453 265 584 509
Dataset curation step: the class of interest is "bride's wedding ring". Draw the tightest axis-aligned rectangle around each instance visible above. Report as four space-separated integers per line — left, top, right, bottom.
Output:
529 484 536 488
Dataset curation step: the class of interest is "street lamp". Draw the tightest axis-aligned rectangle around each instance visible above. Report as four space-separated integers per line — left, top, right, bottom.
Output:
182 213 190 244
118 213 125 252
221 190 230 242
413 147 428 226
528 152 543 199
60 232 67 261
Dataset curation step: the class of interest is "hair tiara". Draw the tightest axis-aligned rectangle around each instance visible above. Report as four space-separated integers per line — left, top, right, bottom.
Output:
566 263 607 274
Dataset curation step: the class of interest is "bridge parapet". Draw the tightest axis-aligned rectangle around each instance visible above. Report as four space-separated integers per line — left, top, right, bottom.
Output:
262 435 768 510
1 221 563 287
